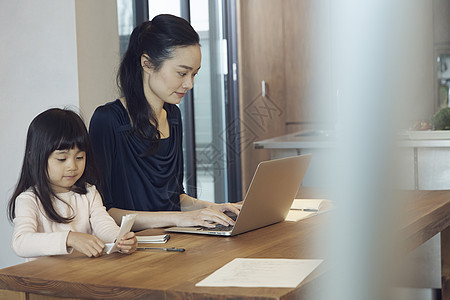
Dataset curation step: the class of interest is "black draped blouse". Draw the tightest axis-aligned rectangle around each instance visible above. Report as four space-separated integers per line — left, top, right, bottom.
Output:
89 99 184 211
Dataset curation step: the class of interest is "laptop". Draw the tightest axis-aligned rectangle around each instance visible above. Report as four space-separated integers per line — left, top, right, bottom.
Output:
166 154 312 236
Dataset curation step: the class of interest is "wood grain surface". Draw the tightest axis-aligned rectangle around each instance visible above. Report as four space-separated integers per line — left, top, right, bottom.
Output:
2 189 450 299
0 212 329 300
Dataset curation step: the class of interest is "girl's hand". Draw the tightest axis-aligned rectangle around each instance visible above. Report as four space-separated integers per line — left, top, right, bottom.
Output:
66 232 105 258
117 232 137 254
177 203 242 228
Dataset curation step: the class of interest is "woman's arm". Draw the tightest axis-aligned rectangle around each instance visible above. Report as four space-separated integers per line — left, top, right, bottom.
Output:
107 207 185 231
180 193 241 213
108 195 242 231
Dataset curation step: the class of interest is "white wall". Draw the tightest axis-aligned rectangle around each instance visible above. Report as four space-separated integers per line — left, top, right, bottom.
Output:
75 0 120 123
0 0 119 268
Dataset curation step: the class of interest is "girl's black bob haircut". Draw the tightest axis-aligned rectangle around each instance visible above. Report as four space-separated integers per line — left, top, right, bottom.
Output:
8 108 100 223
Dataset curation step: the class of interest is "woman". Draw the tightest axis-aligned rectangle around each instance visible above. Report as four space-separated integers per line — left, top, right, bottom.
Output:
89 14 240 231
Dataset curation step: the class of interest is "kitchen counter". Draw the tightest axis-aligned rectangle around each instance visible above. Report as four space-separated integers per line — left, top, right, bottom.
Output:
254 130 336 187
255 130 450 189
254 129 450 150
254 130 336 150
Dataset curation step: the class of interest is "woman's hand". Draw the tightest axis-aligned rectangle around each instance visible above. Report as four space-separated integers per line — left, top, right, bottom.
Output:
117 232 137 254
66 232 105 257
177 203 242 228
210 202 242 217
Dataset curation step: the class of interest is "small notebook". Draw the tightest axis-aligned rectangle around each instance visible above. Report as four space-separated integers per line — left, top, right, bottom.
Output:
285 199 329 222
136 234 170 244
290 199 327 211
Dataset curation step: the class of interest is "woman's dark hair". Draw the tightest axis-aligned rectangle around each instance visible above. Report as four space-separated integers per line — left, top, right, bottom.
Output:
118 14 200 154
7 108 100 223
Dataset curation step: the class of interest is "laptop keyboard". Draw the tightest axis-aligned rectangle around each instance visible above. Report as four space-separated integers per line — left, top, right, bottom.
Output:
199 224 234 231
212 224 234 231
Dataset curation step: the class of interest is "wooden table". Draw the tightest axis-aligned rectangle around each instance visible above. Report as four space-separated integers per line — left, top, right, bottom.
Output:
1 189 450 300
396 190 450 300
0 209 328 299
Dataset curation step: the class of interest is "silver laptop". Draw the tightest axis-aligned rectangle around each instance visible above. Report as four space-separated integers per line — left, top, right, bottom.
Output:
166 154 312 236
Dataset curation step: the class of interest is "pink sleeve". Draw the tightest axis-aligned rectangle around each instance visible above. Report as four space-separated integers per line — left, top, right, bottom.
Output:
87 186 120 243
11 193 72 259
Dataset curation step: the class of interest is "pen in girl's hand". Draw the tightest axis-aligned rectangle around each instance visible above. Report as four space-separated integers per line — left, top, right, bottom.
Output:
138 247 185 252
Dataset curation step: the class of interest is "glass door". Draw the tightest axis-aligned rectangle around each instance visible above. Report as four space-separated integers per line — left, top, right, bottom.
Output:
188 0 228 203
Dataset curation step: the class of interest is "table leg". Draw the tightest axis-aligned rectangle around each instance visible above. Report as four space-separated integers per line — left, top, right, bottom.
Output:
441 226 450 300
0 289 26 299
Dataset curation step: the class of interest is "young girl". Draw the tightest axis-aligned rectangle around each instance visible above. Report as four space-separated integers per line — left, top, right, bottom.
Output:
8 108 137 261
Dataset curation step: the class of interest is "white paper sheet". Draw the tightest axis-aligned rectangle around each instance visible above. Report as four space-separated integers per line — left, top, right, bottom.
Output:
104 214 136 254
195 258 323 288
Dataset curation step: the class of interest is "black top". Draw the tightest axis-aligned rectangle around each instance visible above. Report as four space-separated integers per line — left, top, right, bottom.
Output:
89 99 184 211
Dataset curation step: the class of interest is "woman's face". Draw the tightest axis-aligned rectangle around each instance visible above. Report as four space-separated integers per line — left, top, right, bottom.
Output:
143 45 201 106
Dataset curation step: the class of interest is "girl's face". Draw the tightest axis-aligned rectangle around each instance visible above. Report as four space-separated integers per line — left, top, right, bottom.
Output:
143 45 201 107
47 146 86 193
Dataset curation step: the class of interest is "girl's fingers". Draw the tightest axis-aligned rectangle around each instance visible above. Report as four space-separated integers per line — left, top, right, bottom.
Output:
121 232 136 240
118 231 137 254
118 242 136 254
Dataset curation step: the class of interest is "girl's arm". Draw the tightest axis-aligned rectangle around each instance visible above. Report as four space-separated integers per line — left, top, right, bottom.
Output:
12 193 72 258
66 231 105 257
66 231 136 256
88 186 137 254
88 186 123 242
